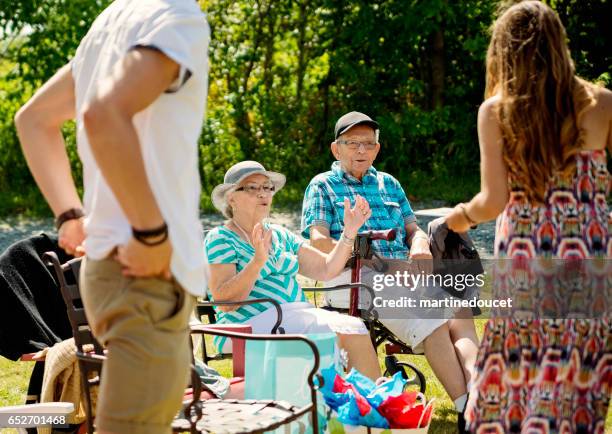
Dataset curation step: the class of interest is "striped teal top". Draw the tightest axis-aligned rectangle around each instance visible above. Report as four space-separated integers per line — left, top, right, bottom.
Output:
204 223 307 351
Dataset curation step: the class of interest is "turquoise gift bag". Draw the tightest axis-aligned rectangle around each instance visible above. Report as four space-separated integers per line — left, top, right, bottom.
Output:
245 332 339 433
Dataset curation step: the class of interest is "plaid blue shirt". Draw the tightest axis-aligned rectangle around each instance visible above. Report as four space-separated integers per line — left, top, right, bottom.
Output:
301 161 417 259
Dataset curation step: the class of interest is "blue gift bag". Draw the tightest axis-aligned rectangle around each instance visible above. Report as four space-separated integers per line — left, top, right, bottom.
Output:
245 332 339 433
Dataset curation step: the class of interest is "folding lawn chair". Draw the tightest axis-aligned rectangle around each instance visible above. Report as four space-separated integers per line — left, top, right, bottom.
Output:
44 252 323 434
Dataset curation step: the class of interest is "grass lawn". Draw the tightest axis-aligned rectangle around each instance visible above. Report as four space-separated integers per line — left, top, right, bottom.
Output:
1 333 469 433
1 282 610 433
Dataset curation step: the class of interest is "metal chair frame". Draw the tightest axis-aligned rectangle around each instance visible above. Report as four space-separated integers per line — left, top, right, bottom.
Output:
43 252 322 434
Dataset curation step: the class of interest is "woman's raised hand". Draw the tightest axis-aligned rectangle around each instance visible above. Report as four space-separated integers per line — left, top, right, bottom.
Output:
343 195 371 238
252 222 272 266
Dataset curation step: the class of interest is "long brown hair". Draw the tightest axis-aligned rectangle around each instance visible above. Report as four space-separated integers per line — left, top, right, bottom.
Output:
485 1 596 203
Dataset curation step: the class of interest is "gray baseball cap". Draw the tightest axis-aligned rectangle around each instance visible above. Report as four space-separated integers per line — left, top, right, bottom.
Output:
334 111 379 140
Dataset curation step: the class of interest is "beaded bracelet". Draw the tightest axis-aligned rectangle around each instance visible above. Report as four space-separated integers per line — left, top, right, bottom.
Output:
340 232 355 246
132 222 169 246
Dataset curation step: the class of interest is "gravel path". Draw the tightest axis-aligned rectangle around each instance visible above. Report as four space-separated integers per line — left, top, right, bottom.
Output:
0 204 496 257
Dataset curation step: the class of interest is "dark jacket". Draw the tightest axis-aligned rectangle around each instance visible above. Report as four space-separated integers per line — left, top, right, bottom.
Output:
427 217 484 305
0 233 73 360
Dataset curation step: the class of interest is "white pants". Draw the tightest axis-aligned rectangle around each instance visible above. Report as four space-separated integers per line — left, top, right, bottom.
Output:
221 301 368 353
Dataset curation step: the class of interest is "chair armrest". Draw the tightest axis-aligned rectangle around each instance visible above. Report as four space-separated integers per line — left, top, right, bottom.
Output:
301 283 378 320
192 323 251 332
0 402 74 416
76 351 105 367
197 298 284 334
19 353 42 362
184 329 323 432
302 282 374 296
0 403 75 428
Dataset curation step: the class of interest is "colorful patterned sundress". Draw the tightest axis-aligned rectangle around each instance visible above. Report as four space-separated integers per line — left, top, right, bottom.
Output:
466 150 611 433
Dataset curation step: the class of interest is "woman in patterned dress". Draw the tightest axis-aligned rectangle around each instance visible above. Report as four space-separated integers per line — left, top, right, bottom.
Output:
445 1 611 433
205 161 381 379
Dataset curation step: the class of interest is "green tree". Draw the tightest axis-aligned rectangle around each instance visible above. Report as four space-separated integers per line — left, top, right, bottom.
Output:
0 0 110 214
0 0 608 216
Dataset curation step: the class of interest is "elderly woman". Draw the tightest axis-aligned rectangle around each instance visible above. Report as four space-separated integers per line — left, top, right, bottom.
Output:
204 161 381 379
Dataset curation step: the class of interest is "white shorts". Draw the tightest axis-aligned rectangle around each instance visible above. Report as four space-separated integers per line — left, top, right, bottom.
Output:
323 265 449 354
376 318 446 354
221 301 368 353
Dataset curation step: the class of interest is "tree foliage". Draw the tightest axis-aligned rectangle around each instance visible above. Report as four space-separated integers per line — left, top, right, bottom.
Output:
0 0 608 215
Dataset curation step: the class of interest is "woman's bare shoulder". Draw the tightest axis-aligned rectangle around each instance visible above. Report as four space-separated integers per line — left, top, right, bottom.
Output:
478 95 502 131
579 84 612 151
481 94 501 110
594 86 612 113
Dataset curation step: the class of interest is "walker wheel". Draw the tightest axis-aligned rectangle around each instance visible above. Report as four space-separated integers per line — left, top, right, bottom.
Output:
383 355 426 393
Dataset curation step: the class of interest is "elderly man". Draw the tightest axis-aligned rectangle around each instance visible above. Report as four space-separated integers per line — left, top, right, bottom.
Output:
302 111 431 259
301 111 478 432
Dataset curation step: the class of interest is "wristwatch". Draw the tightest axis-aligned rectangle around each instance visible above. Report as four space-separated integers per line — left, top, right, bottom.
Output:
55 208 84 230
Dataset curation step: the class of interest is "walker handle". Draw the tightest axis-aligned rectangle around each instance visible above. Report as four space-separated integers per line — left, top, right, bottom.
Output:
358 229 396 241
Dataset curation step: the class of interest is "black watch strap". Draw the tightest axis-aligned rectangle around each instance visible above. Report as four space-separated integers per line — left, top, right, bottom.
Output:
55 208 84 230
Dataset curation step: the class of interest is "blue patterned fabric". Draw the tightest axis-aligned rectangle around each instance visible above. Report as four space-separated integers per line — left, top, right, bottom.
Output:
204 223 307 350
301 162 416 259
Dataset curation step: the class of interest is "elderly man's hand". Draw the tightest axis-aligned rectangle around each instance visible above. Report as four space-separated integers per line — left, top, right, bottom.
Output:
409 236 433 274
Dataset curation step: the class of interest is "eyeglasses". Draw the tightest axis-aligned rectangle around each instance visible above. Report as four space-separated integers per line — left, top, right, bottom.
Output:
235 183 276 195
336 140 377 151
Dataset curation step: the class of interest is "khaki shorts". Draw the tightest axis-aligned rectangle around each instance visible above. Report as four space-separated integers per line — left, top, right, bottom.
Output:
80 257 195 434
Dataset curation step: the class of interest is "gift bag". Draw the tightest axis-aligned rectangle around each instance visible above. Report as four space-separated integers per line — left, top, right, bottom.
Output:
320 366 435 434
326 398 435 434
245 332 339 433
